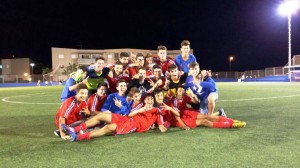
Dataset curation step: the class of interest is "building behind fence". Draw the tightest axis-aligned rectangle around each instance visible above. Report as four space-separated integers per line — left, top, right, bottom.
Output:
1 53 300 83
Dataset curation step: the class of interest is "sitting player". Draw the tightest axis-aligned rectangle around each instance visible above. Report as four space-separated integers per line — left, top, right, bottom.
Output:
87 82 108 116
62 94 168 141
100 79 131 116
55 83 90 140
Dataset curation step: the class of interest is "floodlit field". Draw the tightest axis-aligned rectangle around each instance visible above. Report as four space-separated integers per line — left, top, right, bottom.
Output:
0 83 300 168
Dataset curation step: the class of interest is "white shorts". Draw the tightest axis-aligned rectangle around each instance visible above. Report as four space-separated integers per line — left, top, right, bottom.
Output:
199 92 218 115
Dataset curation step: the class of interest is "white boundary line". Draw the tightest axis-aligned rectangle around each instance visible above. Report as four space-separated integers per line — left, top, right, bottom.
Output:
1 93 61 105
218 94 300 102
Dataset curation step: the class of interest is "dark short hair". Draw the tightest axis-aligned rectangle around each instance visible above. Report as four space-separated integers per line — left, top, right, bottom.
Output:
168 64 178 72
145 53 153 58
176 85 185 92
95 57 105 62
129 87 140 94
138 66 147 72
181 40 190 47
97 82 108 89
157 45 167 50
115 60 123 66
120 52 129 58
188 61 199 69
154 88 163 95
136 53 145 59
76 83 88 92
153 64 162 70
144 93 154 99
117 79 126 87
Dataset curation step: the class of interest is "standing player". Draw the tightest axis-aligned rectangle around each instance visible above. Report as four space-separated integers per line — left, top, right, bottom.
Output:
154 45 175 77
55 83 90 140
85 57 110 96
174 40 197 73
106 61 130 93
62 94 168 141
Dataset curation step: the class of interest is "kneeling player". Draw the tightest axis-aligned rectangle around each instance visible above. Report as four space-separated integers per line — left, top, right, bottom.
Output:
55 83 90 140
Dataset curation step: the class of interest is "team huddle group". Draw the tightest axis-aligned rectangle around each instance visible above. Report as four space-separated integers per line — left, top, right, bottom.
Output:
55 40 246 142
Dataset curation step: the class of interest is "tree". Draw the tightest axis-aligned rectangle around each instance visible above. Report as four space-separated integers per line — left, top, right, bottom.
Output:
62 63 78 75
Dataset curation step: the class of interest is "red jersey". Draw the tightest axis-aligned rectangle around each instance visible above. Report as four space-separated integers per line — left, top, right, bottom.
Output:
131 102 144 112
87 93 107 114
55 96 87 128
153 56 175 76
172 96 193 115
106 72 130 93
156 100 177 126
128 66 138 78
132 107 163 132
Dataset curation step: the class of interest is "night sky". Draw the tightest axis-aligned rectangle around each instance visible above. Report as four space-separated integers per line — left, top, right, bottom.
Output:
1 0 300 72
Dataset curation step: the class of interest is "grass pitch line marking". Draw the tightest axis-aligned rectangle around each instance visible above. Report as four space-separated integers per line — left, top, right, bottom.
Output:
218 94 300 102
1 93 61 105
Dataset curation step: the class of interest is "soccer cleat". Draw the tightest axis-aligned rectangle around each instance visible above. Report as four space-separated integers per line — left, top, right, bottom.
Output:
61 124 77 141
233 120 242 123
218 108 227 117
232 121 246 128
54 130 61 137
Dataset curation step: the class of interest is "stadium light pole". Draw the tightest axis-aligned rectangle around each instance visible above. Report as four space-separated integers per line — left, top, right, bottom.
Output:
229 56 234 78
278 0 300 82
30 63 35 82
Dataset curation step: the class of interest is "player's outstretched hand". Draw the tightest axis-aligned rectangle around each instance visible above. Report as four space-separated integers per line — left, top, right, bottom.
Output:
182 126 190 131
158 125 167 133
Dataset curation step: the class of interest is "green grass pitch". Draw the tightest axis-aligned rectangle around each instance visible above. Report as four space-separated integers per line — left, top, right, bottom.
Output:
0 82 300 168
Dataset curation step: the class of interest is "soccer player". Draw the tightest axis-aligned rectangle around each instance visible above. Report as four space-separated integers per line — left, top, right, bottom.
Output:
174 40 197 73
60 69 86 102
100 79 131 116
118 52 130 69
148 65 165 90
153 45 175 77
106 61 130 93
164 64 188 97
87 82 108 116
62 94 167 141
185 62 224 116
128 53 145 78
55 83 90 140
85 57 110 96
154 88 190 130
127 66 151 96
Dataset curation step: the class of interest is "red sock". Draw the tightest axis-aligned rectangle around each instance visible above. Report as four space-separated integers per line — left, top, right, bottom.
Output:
212 122 233 128
218 116 233 123
75 123 87 133
77 132 90 141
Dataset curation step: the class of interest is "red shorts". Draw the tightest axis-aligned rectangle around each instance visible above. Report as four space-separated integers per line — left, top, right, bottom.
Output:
111 114 137 135
176 110 199 128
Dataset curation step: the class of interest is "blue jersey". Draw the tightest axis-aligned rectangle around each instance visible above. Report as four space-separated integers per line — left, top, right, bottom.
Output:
60 78 76 102
185 76 217 101
174 54 197 73
100 93 131 116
